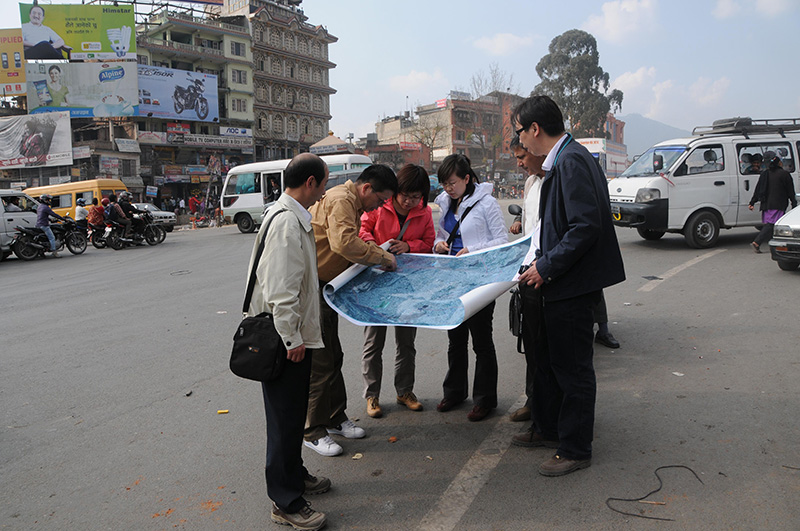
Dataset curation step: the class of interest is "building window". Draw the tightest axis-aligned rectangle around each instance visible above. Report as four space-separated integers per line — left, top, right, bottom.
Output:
270 31 281 49
137 55 148 65
232 98 247 113
273 115 283 134
299 38 308 55
230 41 245 57
260 116 268 130
232 69 247 84
313 95 322 113
312 68 321 84
271 60 281 77
456 130 465 141
258 59 265 72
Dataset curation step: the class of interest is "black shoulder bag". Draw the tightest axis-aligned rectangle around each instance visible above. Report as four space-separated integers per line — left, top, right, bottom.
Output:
229 209 289 382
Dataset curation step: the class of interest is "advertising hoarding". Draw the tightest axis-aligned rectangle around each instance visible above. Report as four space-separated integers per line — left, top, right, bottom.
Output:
0 29 26 96
19 3 136 61
137 65 218 123
26 62 138 118
0 111 73 169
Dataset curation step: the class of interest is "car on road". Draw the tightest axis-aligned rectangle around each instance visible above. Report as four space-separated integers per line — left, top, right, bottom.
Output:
133 203 177 232
768 206 800 271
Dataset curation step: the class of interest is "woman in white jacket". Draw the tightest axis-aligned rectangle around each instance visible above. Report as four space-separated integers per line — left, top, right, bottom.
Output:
433 154 507 422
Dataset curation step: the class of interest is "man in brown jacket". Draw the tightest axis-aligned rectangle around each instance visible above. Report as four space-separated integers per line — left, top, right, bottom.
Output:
304 164 398 457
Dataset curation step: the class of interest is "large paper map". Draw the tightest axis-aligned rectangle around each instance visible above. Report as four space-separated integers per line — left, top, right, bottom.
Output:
324 236 532 329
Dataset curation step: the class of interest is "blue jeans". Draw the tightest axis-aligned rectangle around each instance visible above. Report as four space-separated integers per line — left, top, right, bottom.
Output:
39 225 57 251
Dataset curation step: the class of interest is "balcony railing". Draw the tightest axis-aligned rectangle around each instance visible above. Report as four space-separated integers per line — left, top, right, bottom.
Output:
148 11 249 35
138 36 226 60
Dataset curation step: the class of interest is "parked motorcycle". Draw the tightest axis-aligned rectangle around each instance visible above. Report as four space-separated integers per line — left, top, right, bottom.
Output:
13 217 88 260
173 77 209 120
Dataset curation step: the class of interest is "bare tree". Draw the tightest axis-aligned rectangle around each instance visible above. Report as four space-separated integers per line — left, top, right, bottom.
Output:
408 112 447 169
470 62 519 100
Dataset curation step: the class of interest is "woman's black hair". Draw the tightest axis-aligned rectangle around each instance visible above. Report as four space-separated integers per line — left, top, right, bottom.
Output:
438 154 478 211
396 164 430 207
48 65 61 74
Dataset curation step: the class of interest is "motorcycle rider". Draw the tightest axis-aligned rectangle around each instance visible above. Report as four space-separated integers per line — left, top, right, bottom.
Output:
118 192 146 238
107 193 132 237
36 194 65 258
87 197 105 227
74 197 89 232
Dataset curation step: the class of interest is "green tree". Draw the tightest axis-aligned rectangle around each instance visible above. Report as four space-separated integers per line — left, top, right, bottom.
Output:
533 29 623 138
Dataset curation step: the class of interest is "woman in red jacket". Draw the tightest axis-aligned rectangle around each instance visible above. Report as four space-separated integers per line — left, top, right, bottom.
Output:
359 164 435 418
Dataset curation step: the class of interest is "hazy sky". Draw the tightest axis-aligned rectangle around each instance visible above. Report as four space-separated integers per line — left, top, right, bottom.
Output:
6 0 799 139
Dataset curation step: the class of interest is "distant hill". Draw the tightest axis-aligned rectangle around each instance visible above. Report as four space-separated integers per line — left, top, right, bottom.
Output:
618 113 692 160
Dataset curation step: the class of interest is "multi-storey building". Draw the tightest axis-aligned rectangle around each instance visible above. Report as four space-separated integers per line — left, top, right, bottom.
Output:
135 9 255 199
222 0 337 160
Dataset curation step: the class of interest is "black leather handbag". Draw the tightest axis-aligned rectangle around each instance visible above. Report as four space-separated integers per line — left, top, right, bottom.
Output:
508 287 524 354
229 210 288 382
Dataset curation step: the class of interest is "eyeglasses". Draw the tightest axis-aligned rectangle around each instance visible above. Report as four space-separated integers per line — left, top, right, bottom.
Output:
398 192 423 203
442 180 462 190
515 124 530 136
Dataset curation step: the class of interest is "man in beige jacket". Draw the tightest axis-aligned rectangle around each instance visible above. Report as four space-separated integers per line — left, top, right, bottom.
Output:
304 164 398 457
246 153 330 531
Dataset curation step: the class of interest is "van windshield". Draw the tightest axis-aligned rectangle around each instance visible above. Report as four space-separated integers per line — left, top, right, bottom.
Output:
621 146 686 177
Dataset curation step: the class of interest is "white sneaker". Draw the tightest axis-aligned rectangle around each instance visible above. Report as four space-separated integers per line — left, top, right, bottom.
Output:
304 435 342 457
327 419 366 439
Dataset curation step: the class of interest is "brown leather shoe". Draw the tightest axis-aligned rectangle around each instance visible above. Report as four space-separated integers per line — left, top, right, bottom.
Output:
366 396 382 418
271 502 327 530
538 454 592 476
509 406 531 422
436 397 464 412
511 428 559 448
396 392 423 411
466 405 492 422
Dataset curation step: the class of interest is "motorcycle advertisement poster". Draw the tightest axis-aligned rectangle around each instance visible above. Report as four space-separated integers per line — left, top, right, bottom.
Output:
137 65 218 123
0 111 73 169
26 62 138 118
19 3 136 61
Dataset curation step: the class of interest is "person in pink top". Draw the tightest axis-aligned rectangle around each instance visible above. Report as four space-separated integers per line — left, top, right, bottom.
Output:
358 164 435 418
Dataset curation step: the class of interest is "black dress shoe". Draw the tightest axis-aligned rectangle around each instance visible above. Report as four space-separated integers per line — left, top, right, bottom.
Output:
436 397 464 412
595 331 620 349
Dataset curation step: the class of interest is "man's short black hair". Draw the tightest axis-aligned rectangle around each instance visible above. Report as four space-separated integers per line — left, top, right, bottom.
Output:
284 153 327 189
510 135 521 150
356 164 398 194
512 95 566 137
108 193 117 203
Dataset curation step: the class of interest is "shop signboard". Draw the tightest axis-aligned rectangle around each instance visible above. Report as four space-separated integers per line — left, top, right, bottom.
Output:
19 3 136 61
26 62 138 117
167 122 189 134
138 131 166 144
0 29 26 96
220 126 252 138
146 185 158 197
137 65 218 122
185 165 206 175
115 138 140 153
164 164 182 175
0 111 72 169
99 155 119 175
72 145 91 159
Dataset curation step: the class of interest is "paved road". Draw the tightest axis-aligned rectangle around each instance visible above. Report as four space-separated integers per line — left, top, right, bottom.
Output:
2 202 798 530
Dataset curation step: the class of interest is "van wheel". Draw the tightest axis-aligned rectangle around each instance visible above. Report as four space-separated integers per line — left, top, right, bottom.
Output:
237 214 255 233
777 261 799 271
637 228 665 241
1 250 11 262
684 211 720 249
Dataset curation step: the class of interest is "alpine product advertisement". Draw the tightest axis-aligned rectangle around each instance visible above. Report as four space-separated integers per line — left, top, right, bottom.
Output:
19 3 136 61
137 65 218 123
26 62 138 118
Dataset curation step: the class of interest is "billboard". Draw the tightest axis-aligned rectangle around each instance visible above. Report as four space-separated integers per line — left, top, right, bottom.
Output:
0 29 26 96
26 62 138 117
0 111 73 169
19 3 136 61
137 65 218 122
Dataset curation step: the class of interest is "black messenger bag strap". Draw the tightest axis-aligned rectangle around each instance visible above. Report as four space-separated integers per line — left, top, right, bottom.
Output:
396 216 413 241
242 208 288 314
446 204 475 246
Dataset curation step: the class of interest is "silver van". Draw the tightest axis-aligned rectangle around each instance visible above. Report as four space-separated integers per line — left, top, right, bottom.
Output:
1 190 39 261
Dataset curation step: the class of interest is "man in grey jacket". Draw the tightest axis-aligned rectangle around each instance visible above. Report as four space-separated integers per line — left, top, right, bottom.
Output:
245 153 330 531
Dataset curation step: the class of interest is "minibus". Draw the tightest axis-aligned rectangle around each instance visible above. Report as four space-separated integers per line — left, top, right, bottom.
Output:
25 179 128 219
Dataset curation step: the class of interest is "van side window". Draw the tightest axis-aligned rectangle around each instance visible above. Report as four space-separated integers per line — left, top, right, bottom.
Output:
101 189 112 199
685 146 724 174
737 142 794 174
51 194 72 208
231 172 259 194
80 191 93 203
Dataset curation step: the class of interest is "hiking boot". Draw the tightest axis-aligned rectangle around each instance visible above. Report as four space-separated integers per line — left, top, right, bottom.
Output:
271 502 327 530
538 454 592 477
327 419 365 439
303 436 342 457
509 406 531 422
511 427 559 448
304 473 331 495
366 396 382 418
396 392 423 411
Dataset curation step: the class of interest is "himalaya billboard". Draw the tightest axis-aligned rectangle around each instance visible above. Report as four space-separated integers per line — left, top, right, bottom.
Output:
137 65 218 123
26 62 138 118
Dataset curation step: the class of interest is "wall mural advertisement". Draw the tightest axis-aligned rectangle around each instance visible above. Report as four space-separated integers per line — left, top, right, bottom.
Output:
0 111 73 169
26 62 138 117
0 29 26 96
19 3 136 60
137 65 218 123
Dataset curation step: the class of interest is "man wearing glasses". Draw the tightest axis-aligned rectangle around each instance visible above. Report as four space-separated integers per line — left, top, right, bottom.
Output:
305 164 398 457
511 95 625 477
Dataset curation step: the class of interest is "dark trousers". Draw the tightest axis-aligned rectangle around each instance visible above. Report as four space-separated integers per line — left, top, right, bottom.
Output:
591 291 608 324
754 224 775 247
25 42 64 60
262 351 313 513
520 284 542 409
532 291 600 460
442 301 498 409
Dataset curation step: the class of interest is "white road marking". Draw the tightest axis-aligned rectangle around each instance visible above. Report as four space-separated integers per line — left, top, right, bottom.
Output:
637 248 727 292
418 396 528 531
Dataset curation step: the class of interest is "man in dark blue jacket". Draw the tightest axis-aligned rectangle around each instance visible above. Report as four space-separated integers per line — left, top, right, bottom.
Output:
511 95 625 476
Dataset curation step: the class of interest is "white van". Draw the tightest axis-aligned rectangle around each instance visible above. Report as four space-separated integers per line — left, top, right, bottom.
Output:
1 190 39 261
609 117 800 248
221 154 372 233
